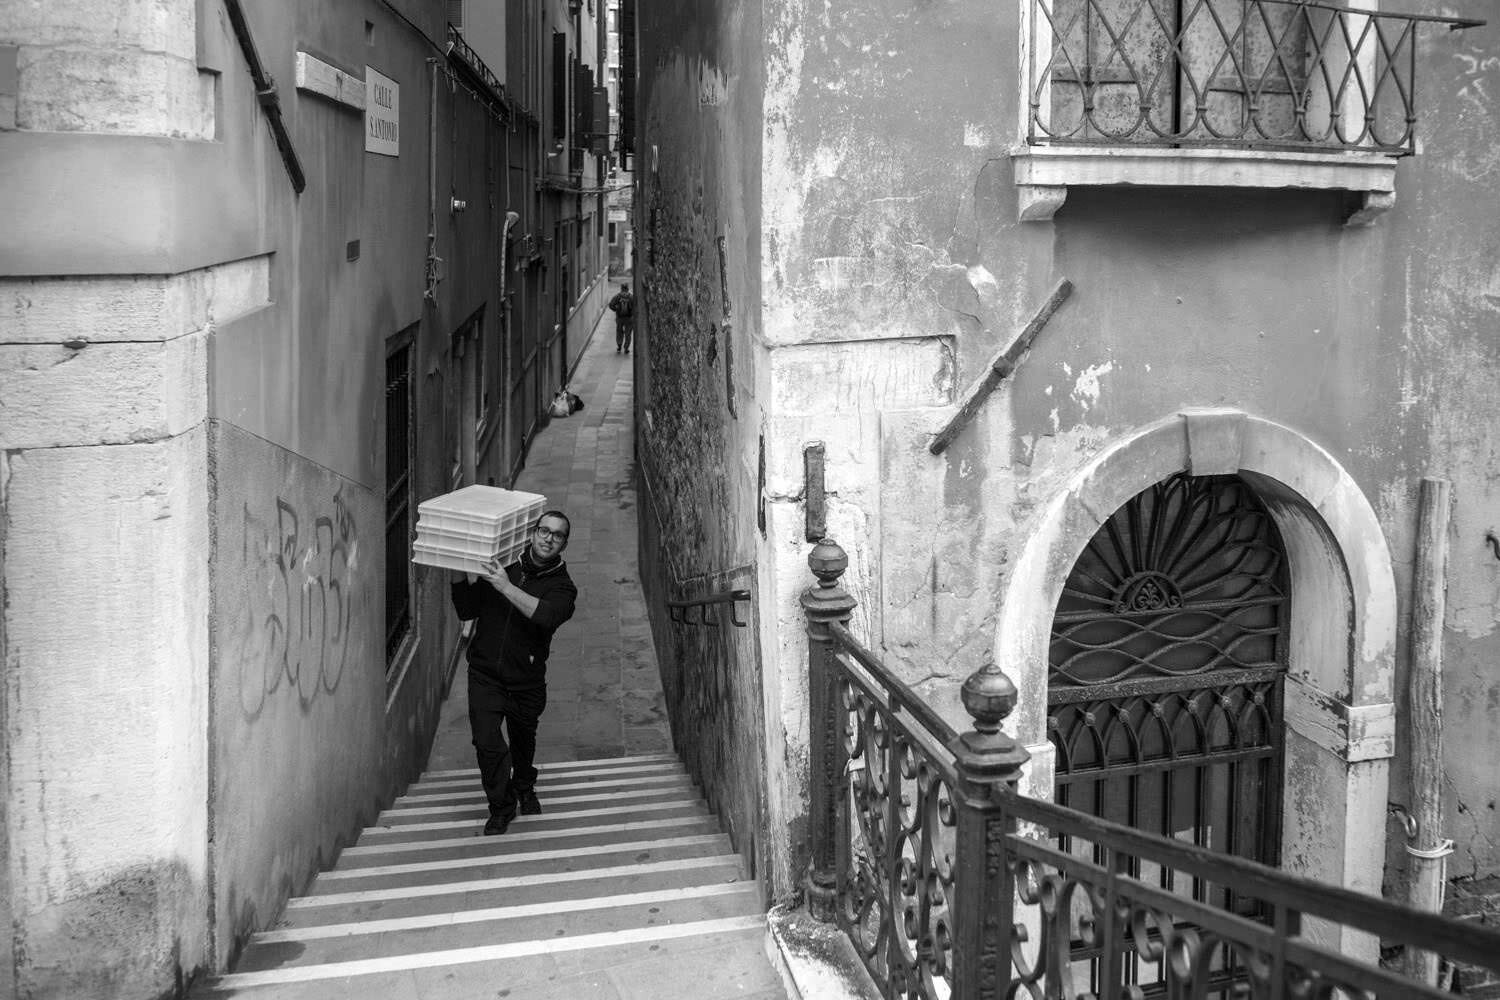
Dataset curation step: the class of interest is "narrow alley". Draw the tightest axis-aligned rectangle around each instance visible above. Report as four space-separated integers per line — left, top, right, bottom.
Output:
7 0 1500 997
193 301 789 999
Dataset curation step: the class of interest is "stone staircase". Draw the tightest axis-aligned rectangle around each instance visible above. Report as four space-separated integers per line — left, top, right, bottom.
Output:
196 753 784 999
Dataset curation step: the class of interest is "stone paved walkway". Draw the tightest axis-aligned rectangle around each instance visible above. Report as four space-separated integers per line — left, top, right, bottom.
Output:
425 281 672 772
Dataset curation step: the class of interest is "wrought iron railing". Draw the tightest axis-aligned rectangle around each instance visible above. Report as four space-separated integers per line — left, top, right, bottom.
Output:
1026 0 1482 154
802 537 1500 999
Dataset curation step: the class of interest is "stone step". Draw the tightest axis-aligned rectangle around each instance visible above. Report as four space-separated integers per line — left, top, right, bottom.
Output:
383 782 694 815
195 917 780 995
403 769 694 800
306 833 734 894
234 882 763 973
277 854 750 929
341 814 724 866
416 752 681 783
196 915 773 998
367 795 707 836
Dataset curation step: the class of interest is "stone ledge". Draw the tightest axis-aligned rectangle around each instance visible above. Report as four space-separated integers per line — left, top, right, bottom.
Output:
1011 145 1399 226
0 131 271 275
765 902 881 1000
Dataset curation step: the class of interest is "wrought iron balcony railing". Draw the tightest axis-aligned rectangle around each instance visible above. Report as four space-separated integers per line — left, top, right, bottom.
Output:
801 537 1500 1000
1026 0 1482 154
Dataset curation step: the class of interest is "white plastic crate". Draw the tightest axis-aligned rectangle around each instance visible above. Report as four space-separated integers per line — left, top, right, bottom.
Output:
417 485 546 533
411 542 489 574
415 522 531 566
411 531 499 558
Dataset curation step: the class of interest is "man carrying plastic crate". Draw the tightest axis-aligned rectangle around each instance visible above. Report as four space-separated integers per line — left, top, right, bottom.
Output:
450 510 578 835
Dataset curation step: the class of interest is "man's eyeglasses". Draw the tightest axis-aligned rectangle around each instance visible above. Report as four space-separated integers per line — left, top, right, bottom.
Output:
534 525 568 542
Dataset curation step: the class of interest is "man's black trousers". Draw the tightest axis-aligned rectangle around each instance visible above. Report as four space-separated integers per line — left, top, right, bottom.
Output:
468 672 547 820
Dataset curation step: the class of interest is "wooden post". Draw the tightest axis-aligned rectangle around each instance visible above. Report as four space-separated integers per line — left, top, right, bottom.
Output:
949 661 1031 998
1406 476 1453 987
802 538 856 922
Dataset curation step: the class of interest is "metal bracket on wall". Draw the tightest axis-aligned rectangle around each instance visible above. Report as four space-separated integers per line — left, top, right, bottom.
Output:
804 442 826 542
667 589 751 628
224 0 306 194
928 277 1074 456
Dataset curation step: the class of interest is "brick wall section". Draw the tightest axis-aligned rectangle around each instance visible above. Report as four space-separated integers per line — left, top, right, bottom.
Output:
635 160 773 898
1445 877 1500 996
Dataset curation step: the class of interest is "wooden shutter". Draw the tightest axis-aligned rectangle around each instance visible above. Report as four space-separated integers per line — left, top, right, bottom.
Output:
551 32 567 142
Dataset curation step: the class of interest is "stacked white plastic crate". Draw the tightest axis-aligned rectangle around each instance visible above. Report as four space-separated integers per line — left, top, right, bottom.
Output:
411 486 548 574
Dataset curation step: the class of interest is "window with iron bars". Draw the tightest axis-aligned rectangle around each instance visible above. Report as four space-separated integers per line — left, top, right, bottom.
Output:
385 338 414 667
1028 0 1481 154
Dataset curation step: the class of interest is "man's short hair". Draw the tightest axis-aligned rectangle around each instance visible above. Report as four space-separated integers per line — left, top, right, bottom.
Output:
536 510 571 538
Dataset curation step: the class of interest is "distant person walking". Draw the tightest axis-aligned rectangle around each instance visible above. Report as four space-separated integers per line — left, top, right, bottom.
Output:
451 511 578 835
609 283 635 354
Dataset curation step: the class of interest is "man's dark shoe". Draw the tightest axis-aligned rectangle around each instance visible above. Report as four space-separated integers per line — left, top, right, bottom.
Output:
518 789 542 815
483 812 514 836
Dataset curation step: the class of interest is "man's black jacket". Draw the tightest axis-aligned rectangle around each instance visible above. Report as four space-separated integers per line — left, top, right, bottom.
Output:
451 557 577 689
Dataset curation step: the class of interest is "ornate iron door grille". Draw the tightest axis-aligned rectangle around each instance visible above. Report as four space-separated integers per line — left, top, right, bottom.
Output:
1048 473 1289 995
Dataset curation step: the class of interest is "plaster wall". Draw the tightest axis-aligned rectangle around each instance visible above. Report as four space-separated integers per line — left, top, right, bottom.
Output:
0 249 259 995
0 430 209 998
687 0 1498 901
208 420 382 955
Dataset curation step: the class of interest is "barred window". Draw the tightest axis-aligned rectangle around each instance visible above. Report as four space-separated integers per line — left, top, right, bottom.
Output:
385 340 414 666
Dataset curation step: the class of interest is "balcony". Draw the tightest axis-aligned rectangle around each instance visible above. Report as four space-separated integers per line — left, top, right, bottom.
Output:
1013 0 1482 222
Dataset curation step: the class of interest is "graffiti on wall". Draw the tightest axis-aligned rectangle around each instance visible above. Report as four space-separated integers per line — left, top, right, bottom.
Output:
238 490 359 718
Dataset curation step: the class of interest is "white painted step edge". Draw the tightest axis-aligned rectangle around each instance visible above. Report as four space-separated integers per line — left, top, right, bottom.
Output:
409 763 688 792
422 753 679 780
288 853 746 909
258 882 757 943
347 814 713 852
389 784 692 811
407 772 692 796
318 833 728 882
373 797 704 828
206 915 767 991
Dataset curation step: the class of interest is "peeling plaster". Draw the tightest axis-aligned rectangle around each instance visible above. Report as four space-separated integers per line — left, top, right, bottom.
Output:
1071 361 1114 411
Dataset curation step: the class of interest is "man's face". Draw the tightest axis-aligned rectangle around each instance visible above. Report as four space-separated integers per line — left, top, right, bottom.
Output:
529 516 569 560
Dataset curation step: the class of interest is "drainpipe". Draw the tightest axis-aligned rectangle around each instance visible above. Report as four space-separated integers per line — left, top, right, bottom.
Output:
1405 475 1454 987
499 209 519 476
424 58 442 301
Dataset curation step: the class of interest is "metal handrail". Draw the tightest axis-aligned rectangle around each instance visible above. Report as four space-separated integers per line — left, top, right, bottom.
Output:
827 620 957 745
666 588 750 628
1009 791 1500 973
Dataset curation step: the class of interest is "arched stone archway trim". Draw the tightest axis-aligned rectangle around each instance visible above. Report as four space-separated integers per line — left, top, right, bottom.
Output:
994 408 1397 955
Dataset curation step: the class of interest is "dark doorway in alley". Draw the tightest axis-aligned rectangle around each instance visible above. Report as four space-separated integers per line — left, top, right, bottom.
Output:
1048 472 1290 989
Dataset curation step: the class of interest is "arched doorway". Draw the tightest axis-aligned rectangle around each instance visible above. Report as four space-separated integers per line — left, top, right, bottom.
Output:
1048 471 1289 902
994 410 1397 961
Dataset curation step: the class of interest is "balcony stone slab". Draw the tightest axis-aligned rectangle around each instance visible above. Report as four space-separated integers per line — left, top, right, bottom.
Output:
1011 145 1400 226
